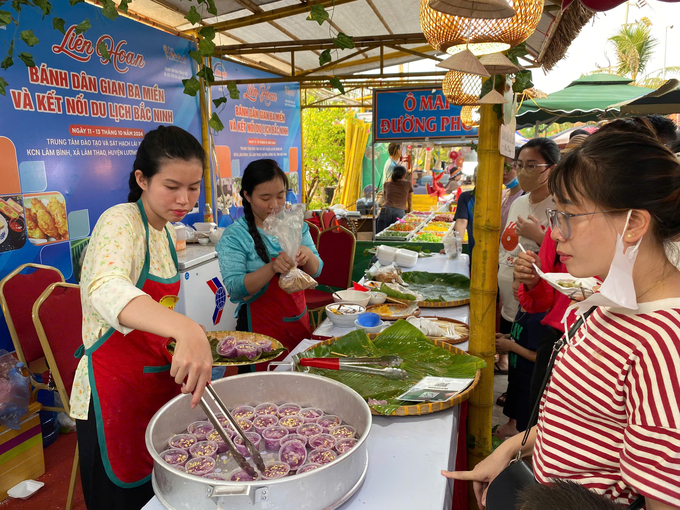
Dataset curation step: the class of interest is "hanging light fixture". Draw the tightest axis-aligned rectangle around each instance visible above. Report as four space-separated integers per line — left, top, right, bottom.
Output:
420 0 544 56
442 70 483 106
437 49 490 77
479 52 520 74
461 106 481 127
429 0 516 20
476 75 508 104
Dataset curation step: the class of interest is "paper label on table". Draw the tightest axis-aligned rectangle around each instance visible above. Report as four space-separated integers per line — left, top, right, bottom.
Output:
397 376 474 403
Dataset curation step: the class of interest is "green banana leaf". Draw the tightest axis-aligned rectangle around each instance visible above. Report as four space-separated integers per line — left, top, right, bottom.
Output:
298 320 486 415
401 271 470 302
378 283 418 301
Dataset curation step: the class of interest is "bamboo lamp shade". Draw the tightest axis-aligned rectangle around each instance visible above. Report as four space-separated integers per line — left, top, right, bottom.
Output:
442 70 483 106
477 88 508 104
479 52 520 74
461 106 480 127
420 0 545 56
429 0 516 20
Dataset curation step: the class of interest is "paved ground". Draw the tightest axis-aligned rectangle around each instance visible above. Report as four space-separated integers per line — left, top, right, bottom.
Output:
493 372 509 430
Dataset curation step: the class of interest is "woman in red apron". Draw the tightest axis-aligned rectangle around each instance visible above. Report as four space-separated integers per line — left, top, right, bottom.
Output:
72 126 213 509
216 159 322 362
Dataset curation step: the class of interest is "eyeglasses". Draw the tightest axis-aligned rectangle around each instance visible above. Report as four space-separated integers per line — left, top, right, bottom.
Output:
546 208 617 240
513 162 552 173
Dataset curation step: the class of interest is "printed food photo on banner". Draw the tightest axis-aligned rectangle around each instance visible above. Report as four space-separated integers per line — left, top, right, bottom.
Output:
0 195 27 253
24 192 69 245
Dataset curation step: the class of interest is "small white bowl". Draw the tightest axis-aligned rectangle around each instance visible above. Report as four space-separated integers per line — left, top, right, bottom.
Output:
368 291 387 305
193 222 217 232
354 318 384 334
198 238 210 246
332 289 371 308
325 302 366 328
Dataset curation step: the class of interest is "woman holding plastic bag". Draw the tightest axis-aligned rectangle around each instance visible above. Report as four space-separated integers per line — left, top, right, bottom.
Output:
216 159 322 359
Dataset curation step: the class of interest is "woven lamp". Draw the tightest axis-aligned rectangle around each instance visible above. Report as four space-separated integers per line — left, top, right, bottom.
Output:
476 75 508 104
461 106 480 127
443 70 483 106
429 0 516 20
437 49 490 77
479 52 519 74
420 0 544 56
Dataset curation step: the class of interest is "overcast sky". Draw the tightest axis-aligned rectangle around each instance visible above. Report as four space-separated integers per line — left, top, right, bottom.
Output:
376 0 680 94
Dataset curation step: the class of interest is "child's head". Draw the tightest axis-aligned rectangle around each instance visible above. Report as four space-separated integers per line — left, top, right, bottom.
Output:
516 480 623 510
392 166 407 181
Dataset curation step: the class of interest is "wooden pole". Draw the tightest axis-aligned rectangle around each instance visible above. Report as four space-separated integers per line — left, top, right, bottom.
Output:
199 61 212 212
467 103 504 509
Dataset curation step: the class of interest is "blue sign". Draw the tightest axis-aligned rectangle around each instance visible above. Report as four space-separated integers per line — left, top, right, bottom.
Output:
210 59 302 224
372 87 479 142
0 2 202 351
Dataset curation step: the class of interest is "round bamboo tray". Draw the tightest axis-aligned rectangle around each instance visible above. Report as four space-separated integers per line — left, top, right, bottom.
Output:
366 303 421 321
301 336 480 417
206 331 286 366
419 316 470 345
388 296 471 308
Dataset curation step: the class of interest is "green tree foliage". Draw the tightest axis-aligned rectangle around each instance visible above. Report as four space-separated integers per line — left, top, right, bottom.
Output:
302 102 346 204
608 21 658 81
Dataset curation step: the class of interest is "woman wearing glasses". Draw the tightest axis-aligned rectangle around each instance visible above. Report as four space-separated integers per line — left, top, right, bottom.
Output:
445 129 680 510
497 139 560 335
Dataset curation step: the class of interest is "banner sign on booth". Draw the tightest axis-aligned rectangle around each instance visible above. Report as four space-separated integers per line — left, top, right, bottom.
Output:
372 87 478 142
210 58 301 222
0 2 201 351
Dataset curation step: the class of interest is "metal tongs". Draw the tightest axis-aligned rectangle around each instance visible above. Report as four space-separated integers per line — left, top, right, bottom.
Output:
287 355 409 380
198 382 265 478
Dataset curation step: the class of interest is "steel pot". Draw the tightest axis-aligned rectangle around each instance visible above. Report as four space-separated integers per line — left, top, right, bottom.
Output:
146 372 371 510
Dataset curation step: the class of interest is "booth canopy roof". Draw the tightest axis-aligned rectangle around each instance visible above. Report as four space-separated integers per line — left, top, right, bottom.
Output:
516 73 654 127
127 0 591 83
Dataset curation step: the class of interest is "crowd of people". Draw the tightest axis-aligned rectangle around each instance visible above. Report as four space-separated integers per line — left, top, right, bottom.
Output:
444 115 680 510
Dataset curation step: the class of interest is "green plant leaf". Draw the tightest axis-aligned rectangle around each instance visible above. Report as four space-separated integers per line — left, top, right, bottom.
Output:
212 96 227 108
319 49 332 67
20 30 39 47
512 69 533 93
33 0 52 18
98 41 110 62
186 5 201 25
181 76 201 96
199 25 216 41
505 42 527 67
11 0 31 12
101 0 119 20
333 33 355 50
69 0 85 5
75 19 91 35
209 112 224 132
307 4 329 25
0 77 7 96
188 49 203 65
118 0 130 14
205 0 217 16
480 75 501 97
198 37 215 57
0 11 11 27
18 52 35 67
1 54 13 70
52 17 65 34
329 76 345 95
227 81 240 99
197 65 214 83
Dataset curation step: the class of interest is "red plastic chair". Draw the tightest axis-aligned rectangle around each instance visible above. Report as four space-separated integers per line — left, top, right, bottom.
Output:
0 263 65 409
305 221 321 247
32 282 82 510
321 210 339 230
305 226 356 327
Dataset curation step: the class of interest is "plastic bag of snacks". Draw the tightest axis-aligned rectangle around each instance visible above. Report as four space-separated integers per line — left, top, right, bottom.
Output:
263 204 318 294
367 263 403 284
0 350 30 430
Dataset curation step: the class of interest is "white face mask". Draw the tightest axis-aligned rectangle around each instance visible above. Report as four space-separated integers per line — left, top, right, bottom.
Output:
564 210 641 336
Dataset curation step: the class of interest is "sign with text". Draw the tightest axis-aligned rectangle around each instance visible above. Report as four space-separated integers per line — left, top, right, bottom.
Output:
372 87 479 142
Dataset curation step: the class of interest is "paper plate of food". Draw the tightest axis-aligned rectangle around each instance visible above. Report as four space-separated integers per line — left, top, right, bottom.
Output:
536 269 599 300
0 215 8 245
366 302 420 321
25 195 68 244
168 331 287 366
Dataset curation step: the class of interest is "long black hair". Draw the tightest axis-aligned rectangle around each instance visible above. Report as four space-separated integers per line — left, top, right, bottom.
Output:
128 125 205 202
517 137 561 166
241 159 288 264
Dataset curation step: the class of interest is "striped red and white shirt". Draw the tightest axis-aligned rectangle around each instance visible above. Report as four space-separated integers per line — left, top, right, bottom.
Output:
533 299 680 507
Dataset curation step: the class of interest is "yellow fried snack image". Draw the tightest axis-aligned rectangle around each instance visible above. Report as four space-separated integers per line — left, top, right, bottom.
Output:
25 207 47 240
47 197 68 238
30 199 60 240
159 295 179 311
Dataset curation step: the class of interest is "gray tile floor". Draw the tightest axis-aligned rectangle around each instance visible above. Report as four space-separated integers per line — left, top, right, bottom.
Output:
493 373 509 428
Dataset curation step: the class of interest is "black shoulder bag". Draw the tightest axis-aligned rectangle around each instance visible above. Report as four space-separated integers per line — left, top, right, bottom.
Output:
485 308 645 510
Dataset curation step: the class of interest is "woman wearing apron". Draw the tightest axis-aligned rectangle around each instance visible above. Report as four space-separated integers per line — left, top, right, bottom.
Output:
71 126 213 509
216 159 322 359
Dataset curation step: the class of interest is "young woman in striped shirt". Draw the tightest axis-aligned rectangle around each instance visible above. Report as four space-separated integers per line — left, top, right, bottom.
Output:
445 128 680 510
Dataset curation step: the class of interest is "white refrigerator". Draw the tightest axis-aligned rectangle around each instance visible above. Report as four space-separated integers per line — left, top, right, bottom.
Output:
175 244 237 332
